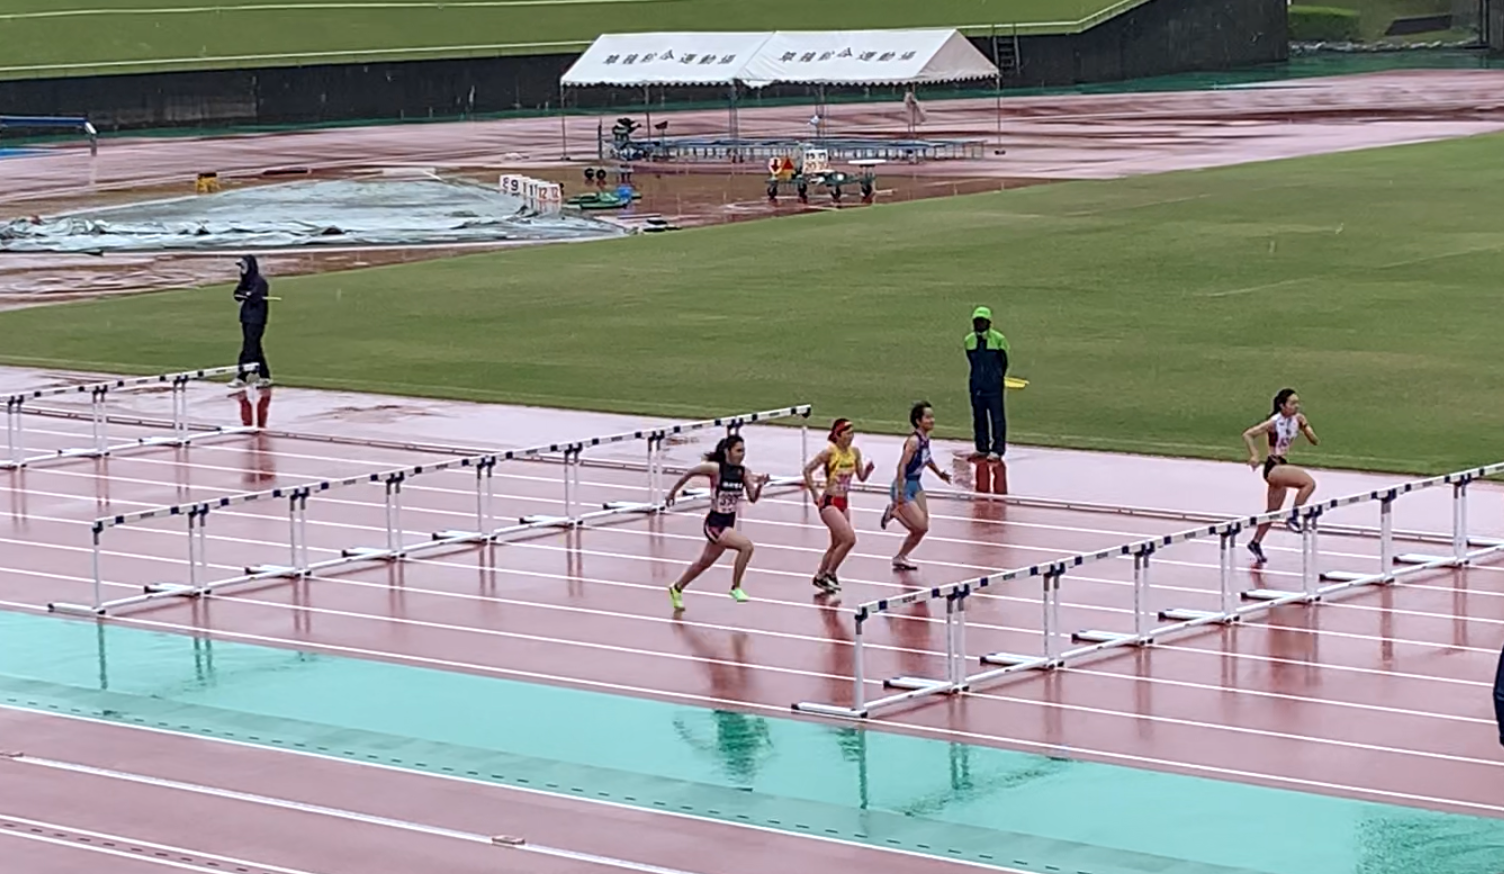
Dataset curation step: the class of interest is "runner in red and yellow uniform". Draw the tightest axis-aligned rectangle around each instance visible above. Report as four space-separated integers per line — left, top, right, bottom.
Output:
802 418 875 593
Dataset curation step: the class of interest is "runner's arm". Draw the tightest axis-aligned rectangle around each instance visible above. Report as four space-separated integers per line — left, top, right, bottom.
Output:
892 439 916 503
1298 414 1319 446
802 449 831 496
746 470 769 503
666 463 716 505
855 448 875 482
1242 420 1272 467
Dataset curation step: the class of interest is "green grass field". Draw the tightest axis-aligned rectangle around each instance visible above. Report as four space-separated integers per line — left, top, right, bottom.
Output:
4 134 1504 475
0 0 1127 79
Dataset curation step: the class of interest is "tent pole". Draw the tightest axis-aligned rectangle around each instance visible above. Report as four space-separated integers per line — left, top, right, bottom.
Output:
559 84 570 160
992 25 1004 152
644 85 653 155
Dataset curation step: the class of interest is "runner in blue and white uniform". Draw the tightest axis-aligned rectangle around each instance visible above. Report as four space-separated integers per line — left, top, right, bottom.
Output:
664 434 768 611
880 401 952 571
1241 387 1320 564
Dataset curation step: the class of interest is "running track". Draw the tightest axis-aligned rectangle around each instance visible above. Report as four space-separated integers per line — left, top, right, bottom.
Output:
3 415 1503 872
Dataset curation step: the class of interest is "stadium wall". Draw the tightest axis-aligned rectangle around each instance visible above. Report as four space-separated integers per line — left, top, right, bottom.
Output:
0 0 1286 132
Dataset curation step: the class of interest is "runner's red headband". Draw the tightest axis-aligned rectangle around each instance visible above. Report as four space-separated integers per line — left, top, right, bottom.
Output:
829 419 852 442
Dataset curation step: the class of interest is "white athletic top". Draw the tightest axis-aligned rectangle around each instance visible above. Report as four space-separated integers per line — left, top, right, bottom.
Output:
1269 413 1301 457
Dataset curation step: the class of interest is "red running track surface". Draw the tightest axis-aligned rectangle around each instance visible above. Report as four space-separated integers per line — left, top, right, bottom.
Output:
3 417 1504 871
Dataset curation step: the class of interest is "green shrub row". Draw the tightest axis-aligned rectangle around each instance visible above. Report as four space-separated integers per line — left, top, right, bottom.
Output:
1289 5 1362 41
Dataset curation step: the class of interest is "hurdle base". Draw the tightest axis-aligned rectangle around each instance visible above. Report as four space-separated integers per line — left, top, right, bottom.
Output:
603 500 660 513
1240 588 1305 602
143 583 197 596
519 515 573 528
246 564 302 578
1395 552 1457 566
1319 570 1370 583
1157 608 1218 622
1072 629 1137 645
790 702 870 720
433 529 488 543
55 447 107 461
979 651 1043 668
341 546 400 561
884 676 955 693
47 601 104 617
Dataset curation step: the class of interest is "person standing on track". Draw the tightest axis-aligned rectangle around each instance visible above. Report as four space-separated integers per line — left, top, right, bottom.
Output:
880 402 952 570
229 254 272 389
1241 388 1320 564
802 418 875 594
965 305 1010 462
664 434 768 611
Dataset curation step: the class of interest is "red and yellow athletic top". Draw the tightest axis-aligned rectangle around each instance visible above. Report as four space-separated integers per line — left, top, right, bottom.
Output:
824 443 858 496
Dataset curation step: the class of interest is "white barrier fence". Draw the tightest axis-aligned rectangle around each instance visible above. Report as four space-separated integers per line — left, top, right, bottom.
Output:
3 364 259 470
49 404 811 617
499 174 564 214
793 460 1504 720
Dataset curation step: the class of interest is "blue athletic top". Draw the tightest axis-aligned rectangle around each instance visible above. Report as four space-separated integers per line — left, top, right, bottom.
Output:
903 432 930 482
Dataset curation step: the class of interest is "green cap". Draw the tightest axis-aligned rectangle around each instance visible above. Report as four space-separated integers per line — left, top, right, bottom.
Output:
972 306 992 321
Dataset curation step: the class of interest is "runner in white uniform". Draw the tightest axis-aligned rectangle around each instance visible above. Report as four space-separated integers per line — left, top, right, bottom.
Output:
1242 388 1320 564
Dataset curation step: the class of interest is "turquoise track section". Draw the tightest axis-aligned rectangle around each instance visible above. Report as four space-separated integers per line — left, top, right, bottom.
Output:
1 610 1500 874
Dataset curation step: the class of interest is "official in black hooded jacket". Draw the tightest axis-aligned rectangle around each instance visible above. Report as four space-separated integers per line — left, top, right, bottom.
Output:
1494 642 1504 746
231 255 272 387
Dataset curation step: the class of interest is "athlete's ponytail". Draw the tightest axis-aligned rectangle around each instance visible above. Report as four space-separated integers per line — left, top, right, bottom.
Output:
1271 388 1297 417
704 434 744 464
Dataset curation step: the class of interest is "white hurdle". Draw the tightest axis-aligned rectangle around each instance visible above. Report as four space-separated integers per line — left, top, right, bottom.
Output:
793 459 1504 720
49 404 811 617
2 364 259 470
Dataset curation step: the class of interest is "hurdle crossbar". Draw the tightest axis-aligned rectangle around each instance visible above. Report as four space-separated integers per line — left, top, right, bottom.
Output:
793 459 1504 720
49 403 811 617
3 364 258 470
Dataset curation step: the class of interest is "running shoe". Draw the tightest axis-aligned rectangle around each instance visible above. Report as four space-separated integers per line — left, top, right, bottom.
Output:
812 573 839 593
227 378 247 389
256 377 274 388
879 504 895 529
729 588 749 603
892 557 918 571
668 586 684 611
1247 541 1267 564
824 573 842 592
1285 517 1303 534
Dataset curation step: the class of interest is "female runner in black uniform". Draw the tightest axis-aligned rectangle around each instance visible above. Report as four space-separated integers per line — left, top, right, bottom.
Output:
664 434 769 611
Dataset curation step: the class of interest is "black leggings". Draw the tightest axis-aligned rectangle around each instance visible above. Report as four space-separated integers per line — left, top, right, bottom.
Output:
239 322 271 380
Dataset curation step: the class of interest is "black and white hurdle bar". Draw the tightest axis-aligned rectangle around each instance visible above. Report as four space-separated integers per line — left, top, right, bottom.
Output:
49 403 811 617
2 364 259 470
793 458 1504 720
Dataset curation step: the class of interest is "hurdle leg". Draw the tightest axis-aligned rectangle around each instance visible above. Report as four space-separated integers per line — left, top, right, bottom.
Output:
92 387 110 456
852 612 867 712
950 588 970 689
90 525 104 610
1453 479 1470 564
1133 546 1151 638
1379 496 1394 581
1301 511 1319 599
1043 568 1064 666
4 397 22 468
1218 528 1237 613
387 475 406 556
479 460 495 535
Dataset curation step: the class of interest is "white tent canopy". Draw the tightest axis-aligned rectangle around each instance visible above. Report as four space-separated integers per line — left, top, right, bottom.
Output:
738 29 998 88
559 32 770 87
560 29 998 90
